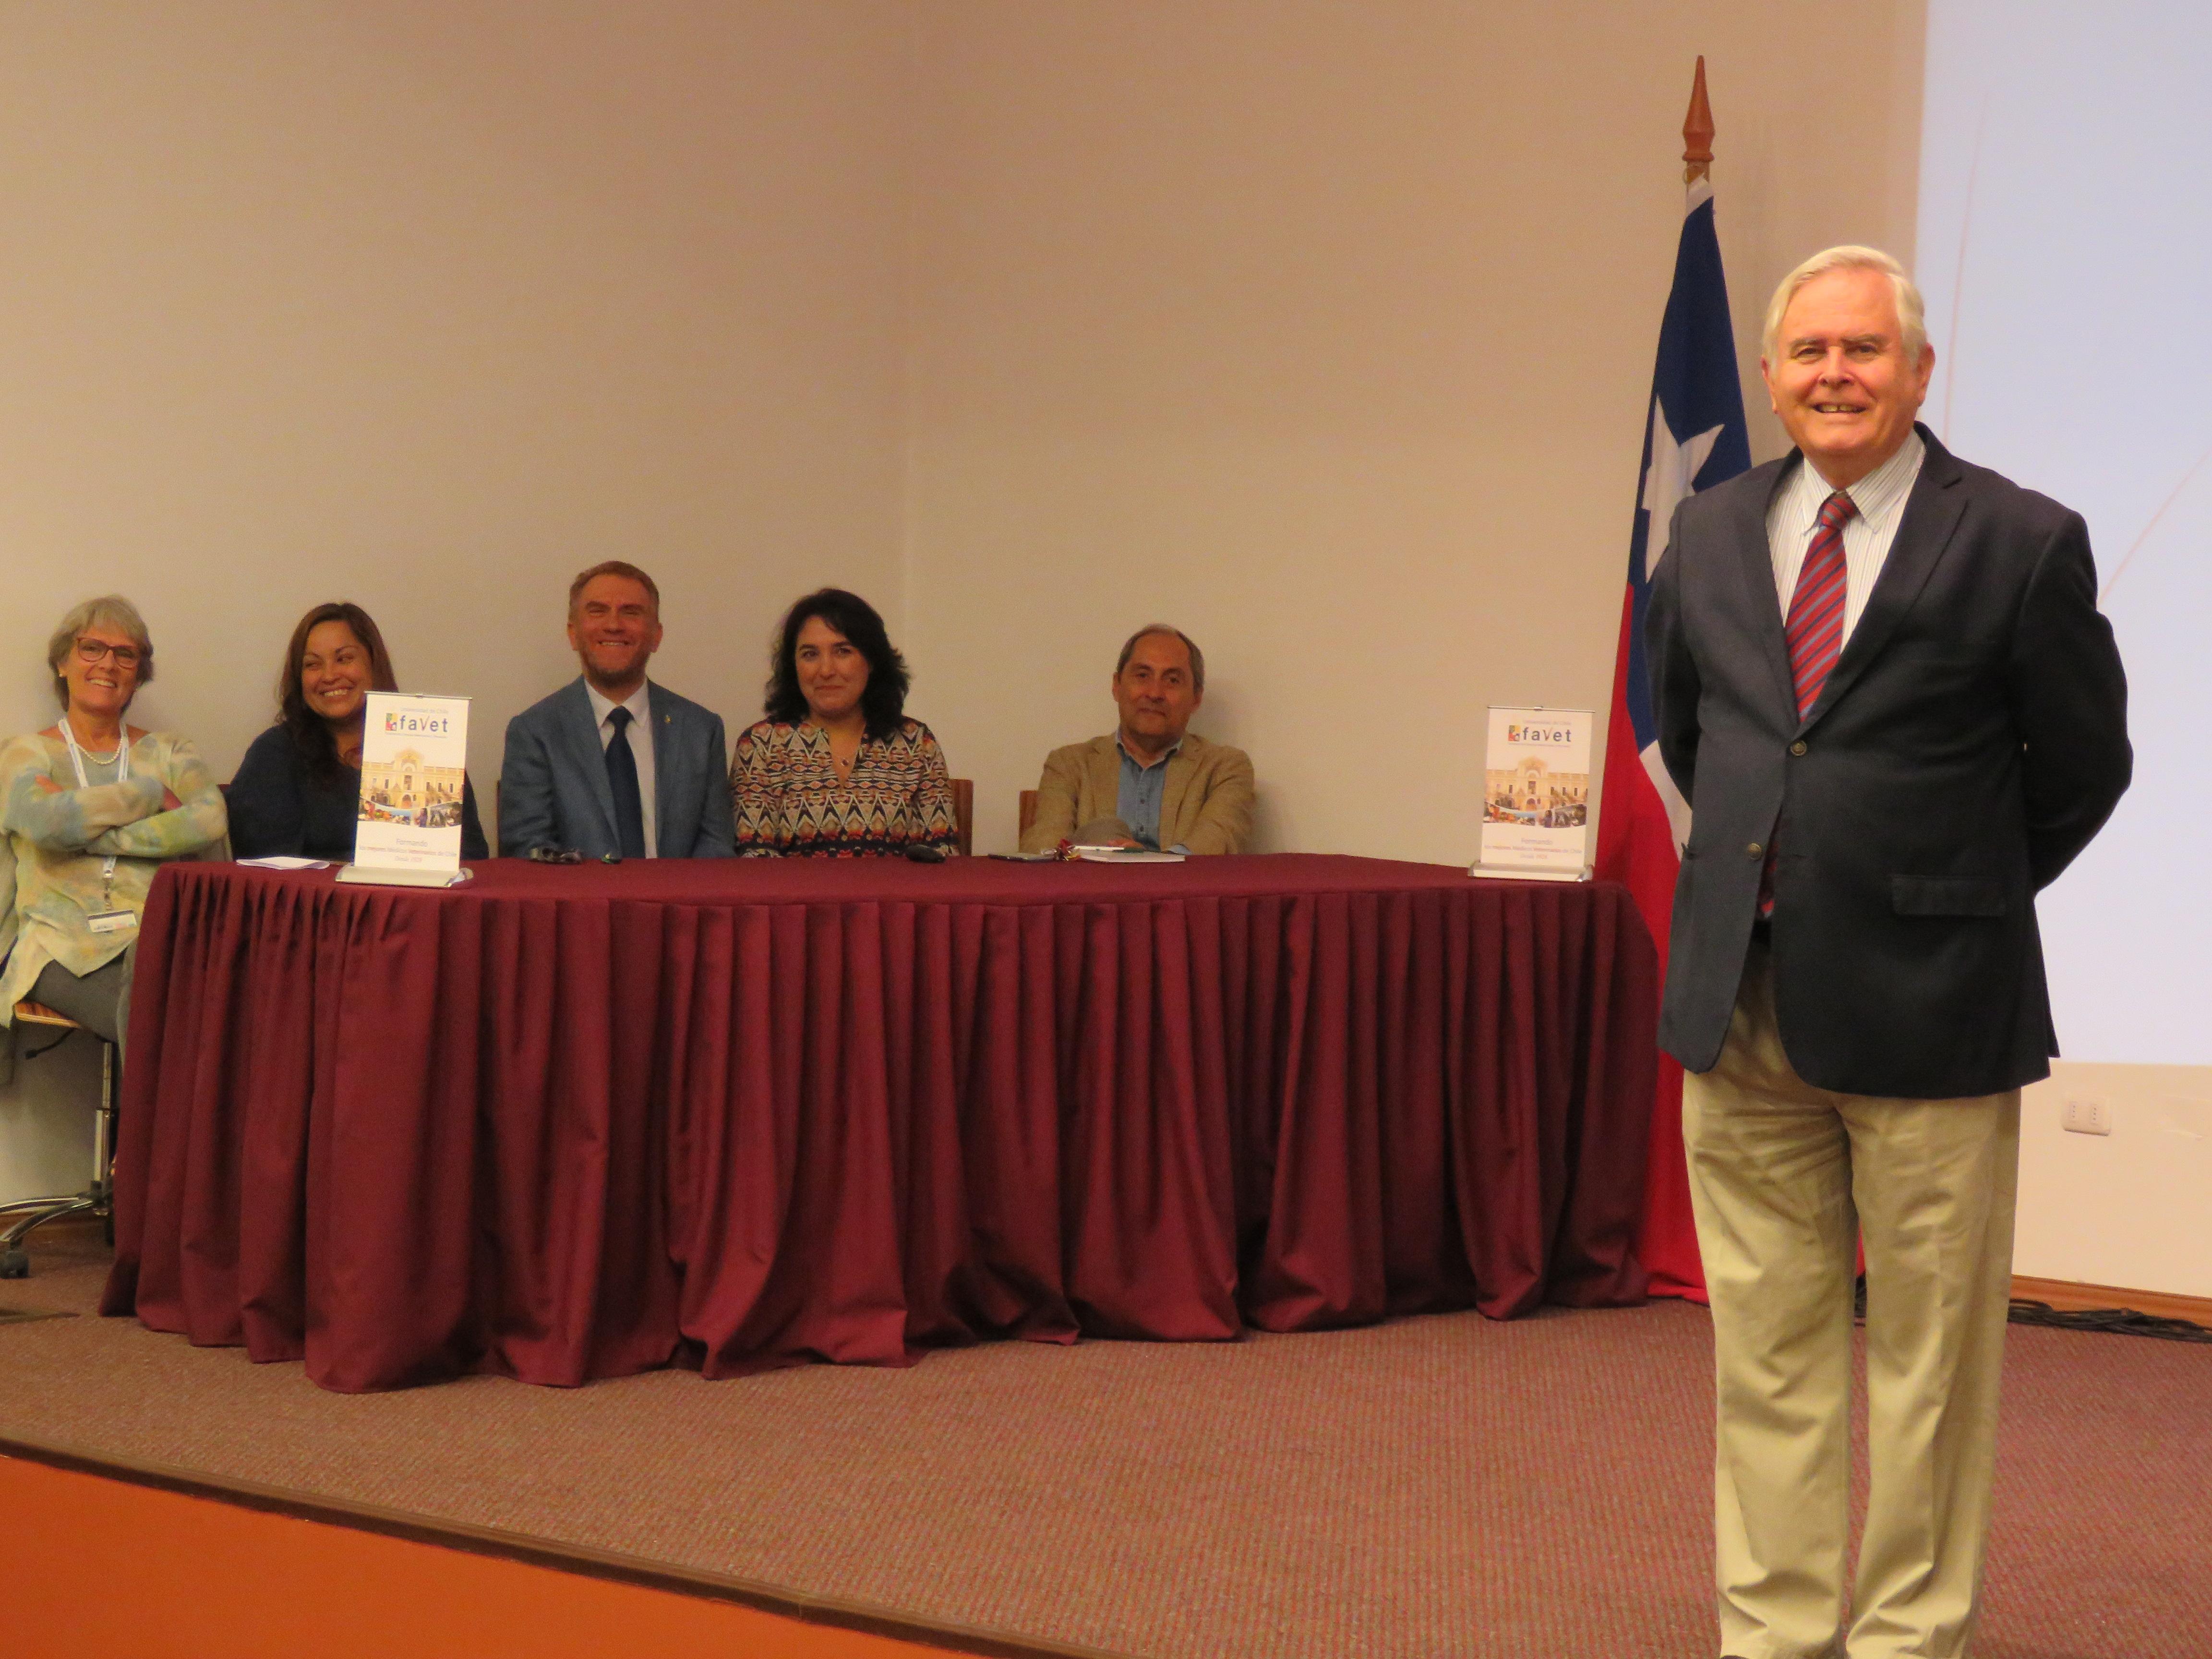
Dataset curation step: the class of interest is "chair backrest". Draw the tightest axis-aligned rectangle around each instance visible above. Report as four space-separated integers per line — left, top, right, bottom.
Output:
951 778 974 858
1018 790 1039 840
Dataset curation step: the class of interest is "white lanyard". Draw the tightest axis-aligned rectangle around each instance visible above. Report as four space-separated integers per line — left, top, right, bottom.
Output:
60 719 129 904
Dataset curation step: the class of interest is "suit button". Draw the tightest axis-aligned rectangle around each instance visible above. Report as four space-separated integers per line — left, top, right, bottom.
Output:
1746 842 1763 858
1790 740 1808 757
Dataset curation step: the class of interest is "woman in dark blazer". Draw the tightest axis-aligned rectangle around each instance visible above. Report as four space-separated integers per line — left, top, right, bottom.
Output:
229 602 488 861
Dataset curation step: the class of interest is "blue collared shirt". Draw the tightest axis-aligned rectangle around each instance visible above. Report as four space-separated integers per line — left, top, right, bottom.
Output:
1116 735 1182 850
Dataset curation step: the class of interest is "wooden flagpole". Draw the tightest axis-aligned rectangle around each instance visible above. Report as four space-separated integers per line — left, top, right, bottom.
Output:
1683 56 1715 184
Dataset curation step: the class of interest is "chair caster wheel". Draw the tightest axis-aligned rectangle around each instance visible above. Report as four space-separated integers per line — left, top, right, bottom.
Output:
0 1248 29 1279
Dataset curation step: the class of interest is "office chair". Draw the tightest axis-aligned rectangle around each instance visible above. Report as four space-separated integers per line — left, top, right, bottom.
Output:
0 1001 117 1279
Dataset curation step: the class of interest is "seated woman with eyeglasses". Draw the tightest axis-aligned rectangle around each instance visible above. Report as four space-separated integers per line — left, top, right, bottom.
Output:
730 589 958 857
0 596 228 1049
228 602 488 862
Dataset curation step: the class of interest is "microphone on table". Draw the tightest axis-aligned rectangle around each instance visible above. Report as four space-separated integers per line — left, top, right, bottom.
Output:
904 843 948 864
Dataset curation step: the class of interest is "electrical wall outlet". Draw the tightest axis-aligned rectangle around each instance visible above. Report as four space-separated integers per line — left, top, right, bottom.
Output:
2061 1097 2113 1136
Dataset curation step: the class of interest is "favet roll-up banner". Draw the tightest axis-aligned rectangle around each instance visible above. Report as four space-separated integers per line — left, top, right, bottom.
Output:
1472 707 1592 882
346 692 472 885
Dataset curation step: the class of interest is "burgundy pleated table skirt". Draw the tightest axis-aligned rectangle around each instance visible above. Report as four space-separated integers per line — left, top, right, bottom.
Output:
101 854 1658 1392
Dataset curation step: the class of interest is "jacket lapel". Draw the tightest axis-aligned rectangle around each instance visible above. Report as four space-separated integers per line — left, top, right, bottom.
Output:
1086 736 1120 823
1801 426 1968 731
1731 457 1801 725
646 683 677 853
1159 740 1197 844
562 678 619 840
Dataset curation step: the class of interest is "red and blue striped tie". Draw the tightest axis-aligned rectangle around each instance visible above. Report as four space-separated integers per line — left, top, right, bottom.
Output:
1760 489 1857 916
1785 491 1858 719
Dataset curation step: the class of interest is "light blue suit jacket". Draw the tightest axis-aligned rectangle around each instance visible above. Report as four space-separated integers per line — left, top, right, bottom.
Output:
498 678 735 859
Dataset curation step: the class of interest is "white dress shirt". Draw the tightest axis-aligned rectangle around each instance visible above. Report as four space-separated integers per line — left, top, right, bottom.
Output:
1766 430 1925 648
585 680 658 858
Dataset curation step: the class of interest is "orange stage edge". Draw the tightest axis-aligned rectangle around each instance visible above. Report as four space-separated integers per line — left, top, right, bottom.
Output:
0 1445 1093 1659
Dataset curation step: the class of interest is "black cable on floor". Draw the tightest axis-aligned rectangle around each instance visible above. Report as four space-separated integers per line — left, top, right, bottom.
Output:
1849 1276 2212 1343
2006 1299 2212 1343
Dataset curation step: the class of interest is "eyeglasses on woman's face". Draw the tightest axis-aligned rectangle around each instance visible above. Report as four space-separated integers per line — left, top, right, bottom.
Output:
74 636 143 672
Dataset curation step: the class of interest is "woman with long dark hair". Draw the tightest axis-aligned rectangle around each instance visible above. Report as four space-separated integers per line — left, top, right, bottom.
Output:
730 588 956 857
228 602 488 860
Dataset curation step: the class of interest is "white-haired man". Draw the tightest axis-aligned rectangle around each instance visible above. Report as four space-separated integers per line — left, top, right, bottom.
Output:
1646 247 2129 1657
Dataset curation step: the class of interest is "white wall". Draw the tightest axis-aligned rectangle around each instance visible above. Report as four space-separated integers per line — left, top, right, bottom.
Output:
0 0 915 1199
2020 1066 2212 1298
0 1031 104 1205
899 0 1924 863
0 0 913 776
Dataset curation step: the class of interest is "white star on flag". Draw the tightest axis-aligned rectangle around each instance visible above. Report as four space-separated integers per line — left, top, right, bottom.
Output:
1640 398 1723 582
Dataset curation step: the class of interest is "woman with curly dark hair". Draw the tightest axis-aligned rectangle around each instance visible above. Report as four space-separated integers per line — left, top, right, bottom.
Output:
730 588 957 857
228 601 488 860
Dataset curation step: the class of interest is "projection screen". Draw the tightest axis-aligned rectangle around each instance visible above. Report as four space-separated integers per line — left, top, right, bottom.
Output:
1918 0 2212 1065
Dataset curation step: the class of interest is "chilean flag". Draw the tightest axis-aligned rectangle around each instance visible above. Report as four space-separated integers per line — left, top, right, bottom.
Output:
1595 171 1751 1301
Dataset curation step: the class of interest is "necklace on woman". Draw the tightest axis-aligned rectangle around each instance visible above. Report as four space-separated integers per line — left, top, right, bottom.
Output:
64 723 123 768
810 719 863 782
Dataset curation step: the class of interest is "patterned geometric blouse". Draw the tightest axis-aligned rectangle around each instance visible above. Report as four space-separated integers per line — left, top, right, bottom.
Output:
729 718 958 858
0 728 228 1022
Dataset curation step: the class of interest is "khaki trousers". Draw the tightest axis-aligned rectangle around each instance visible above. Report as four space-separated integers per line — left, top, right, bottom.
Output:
1682 944 2020 1659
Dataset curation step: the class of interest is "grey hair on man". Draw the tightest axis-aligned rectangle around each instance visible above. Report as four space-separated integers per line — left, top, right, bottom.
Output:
1761 244 1928 361
46 594 156 707
1115 624 1206 693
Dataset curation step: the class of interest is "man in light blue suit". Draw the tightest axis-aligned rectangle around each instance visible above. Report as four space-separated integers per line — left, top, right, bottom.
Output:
499 561 735 860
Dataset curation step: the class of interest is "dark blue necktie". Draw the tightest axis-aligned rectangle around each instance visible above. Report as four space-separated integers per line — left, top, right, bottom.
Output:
604 705 647 859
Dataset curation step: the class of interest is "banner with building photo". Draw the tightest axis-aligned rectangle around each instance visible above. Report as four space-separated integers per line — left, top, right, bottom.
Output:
355 693 470 873
1478 708 1592 875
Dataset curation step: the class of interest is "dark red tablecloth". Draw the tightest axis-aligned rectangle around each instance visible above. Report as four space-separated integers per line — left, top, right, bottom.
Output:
101 854 1657 1391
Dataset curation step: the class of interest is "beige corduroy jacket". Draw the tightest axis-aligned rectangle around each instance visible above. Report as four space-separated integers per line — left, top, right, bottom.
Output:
1020 732 1256 855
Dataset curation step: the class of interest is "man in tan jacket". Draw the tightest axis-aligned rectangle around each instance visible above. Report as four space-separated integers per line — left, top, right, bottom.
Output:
1021 625 1255 855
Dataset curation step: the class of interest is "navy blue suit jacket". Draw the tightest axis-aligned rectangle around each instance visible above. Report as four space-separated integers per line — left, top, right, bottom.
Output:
1645 426 2130 1098
498 678 734 859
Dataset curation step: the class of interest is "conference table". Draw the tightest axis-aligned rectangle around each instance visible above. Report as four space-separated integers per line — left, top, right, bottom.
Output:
102 854 1659 1393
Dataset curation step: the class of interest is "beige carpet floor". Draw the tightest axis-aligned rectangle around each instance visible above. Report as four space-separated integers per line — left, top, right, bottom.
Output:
1 1224 2205 1658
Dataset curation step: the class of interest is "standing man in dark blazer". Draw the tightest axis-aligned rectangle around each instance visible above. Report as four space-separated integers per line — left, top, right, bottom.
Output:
499 561 735 860
1646 246 2128 1659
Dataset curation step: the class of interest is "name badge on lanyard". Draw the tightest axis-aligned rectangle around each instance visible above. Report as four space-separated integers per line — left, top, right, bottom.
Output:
61 720 138 938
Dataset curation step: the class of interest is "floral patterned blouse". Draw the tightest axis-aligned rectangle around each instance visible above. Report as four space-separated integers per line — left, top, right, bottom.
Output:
0 728 228 1022
730 718 958 858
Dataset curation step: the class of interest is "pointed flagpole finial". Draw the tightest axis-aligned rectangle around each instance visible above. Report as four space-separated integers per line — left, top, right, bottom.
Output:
1683 56 1715 184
